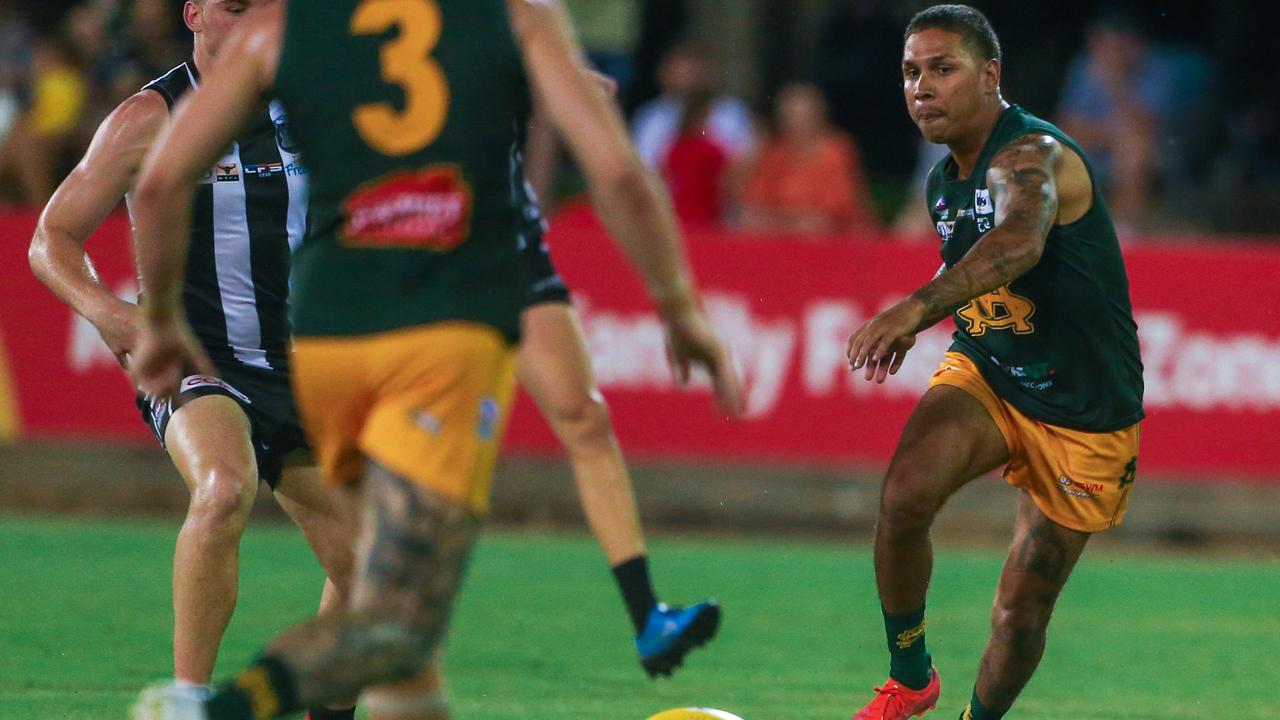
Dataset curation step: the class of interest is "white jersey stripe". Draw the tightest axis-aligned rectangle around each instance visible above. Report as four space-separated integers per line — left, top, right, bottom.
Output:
270 101 309 255
211 142 271 370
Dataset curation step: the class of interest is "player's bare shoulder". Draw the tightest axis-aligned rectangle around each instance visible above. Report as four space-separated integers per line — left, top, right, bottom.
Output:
76 90 170 180
98 91 170 150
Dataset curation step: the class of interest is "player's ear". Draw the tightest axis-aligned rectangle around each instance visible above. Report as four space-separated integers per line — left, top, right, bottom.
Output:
983 58 1001 96
184 0 203 33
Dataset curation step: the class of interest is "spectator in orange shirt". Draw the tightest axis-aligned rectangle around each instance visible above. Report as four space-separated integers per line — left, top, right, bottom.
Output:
741 82 878 235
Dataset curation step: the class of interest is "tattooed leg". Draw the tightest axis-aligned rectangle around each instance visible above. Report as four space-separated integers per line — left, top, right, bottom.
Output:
363 661 449 720
973 491 1090 713
263 461 479 709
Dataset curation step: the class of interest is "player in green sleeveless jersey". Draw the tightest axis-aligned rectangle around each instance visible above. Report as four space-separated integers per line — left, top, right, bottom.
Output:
844 7 1143 720
128 2 742 719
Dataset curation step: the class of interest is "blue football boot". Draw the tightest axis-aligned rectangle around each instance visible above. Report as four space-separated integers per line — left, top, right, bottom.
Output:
635 600 721 678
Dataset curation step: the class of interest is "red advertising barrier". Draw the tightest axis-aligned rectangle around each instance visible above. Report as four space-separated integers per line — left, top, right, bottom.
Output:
2 207 1278 480
1 211 143 442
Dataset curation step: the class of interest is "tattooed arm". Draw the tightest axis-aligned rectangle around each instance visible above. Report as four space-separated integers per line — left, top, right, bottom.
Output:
911 134 1061 327
846 134 1064 383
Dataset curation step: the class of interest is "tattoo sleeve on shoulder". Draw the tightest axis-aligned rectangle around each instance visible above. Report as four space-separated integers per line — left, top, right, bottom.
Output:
987 134 1061 239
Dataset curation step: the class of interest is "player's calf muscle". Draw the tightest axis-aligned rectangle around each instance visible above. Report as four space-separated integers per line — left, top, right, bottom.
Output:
263 614 431 705
264 465 480 704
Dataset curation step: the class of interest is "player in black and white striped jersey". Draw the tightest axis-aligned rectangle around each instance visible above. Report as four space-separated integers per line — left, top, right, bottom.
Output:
141 60 307 378
27 3 354 718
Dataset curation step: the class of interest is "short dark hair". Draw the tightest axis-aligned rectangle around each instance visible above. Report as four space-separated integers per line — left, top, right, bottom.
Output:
905 4 1002 63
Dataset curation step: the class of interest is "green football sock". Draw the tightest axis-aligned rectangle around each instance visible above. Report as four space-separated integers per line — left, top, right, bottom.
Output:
960 688 1007 720
882 606 932 690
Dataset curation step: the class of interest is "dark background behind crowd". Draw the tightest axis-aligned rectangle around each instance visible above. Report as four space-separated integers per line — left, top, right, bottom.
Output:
1 0 1277 236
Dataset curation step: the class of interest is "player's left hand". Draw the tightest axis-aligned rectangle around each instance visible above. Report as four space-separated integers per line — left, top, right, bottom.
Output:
130 313 215 399
662 308 745 418
847 297 924 383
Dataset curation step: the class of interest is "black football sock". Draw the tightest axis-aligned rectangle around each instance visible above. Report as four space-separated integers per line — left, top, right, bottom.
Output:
882 605 933 690
612 555 659 634
205 655 300 720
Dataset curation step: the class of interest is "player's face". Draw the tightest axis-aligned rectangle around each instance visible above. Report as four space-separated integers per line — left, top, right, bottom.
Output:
186 0 258 57
902 29 996 144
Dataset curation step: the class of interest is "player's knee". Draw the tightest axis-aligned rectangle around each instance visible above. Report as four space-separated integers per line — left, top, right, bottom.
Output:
990 595 1053 643
547 390 614 450
878 473 940 535
187 464 257 526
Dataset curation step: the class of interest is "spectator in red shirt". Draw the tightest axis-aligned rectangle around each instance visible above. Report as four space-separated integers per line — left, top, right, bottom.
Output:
661 90 731 227
741 82 878 235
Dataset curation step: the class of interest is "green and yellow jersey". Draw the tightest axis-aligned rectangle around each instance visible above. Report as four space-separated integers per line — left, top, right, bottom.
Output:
274 0 531 341
925 104 1144 432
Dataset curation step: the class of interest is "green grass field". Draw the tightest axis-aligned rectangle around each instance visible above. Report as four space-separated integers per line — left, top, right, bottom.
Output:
0 516 1277 720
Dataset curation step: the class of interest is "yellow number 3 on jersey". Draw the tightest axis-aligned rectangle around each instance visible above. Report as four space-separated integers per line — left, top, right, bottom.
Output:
351 0 449 156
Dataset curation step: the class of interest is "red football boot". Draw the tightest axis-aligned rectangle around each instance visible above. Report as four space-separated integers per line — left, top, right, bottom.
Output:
850 668 940 720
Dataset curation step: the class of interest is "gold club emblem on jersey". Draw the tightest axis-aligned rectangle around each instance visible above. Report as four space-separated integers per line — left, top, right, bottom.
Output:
958 286 1036 336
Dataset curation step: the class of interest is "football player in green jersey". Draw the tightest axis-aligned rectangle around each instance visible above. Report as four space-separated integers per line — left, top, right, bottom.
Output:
128 1 741 719
844 6 1143 720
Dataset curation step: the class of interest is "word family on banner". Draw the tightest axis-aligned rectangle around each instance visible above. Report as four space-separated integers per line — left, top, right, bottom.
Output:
1 207 1277 479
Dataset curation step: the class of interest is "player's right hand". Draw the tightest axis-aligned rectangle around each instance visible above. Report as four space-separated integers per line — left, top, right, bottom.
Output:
130 314 215 399
847 297 924 383
662 308 745 418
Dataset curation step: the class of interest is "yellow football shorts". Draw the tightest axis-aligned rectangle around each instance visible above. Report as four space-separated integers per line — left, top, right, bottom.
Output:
292 323 516 515
929 351 1140 532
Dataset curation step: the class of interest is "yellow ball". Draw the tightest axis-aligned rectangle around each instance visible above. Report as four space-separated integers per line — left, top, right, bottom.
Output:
645 709 745 720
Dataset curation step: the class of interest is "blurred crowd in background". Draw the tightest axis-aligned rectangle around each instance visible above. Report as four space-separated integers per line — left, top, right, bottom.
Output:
1 0 1277 236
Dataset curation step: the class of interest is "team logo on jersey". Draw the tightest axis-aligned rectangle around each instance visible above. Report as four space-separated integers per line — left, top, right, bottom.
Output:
272 113 298 154
244 162 284 178
215 163 239 182
934 196 947 213
974 188 993 215
341 164 474 251
935 220 955 241
957 286 1036 336
976 216 992 233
